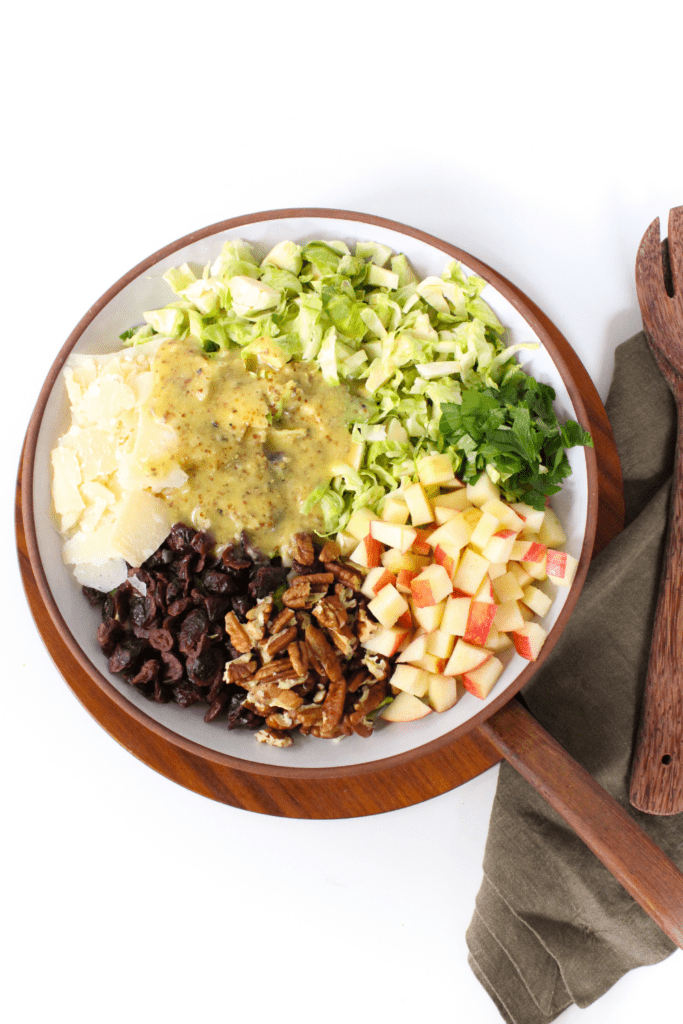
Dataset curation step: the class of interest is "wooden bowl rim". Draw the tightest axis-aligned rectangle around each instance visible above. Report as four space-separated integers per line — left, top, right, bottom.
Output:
21 207 599 781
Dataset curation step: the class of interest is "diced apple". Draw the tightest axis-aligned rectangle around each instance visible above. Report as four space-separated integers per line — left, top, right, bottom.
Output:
482 528 518 564
397 607 413 629
411 528 434 555
510 539 547 563
441 595 472 636
487 561 507 581
335 531 358 557
381 494 410 524
469 511 501 552
512 622 548 661
444 638 491 676
522 555 547 581
408 653 448 674
433 542 460 581
391 664 430 697
493 599 525 633
350 534 383 568
466 474 500 506
362 626 410 656
382 549 430 573
492 571 524 603
546 549 578 587
346 507 380 540
464 601 498 646
410 599 446 633
473 577 496 603
428 512 474 551
508 562 533 587
452 548 490 596
434 505 458 525
386 418 408 443
396 568 420 594
510 502 546 536
426 673 462 713
462 656 504 699
403 481 434 525
367 583 409 628
370 520 417 552
433 489 471 511
539 508 567 547
481 498 525 532
520 603 536 621
361 567 397 600
484 625 513 653
380 691 432 722
411 563 453 607
416 453 455 486
397 633 429 663
425 629 456 659
522 584 553 616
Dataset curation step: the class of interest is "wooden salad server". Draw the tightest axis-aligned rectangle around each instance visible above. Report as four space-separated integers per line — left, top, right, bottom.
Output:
630 207 683 815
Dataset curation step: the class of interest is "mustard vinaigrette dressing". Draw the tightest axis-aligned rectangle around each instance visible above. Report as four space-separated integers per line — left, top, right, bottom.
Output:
143 337 361 551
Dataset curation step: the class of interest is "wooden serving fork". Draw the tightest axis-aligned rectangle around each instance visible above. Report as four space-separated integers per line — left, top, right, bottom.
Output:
630 207 683 815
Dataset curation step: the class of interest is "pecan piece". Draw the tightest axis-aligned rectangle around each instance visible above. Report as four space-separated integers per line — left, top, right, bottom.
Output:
224 611 253 654
318 540 340 563
223 656 257 687
247 680 303 712
321 677 347 734
287 641 309 677
255 727 293 748
270 607 295 634
355 606 380 643
261 624 298 661
312 595 348 631
253 658 302 684
282 578 310 609
292 532 315 566
327 625 358 659
323 561 363 590
304 623 343 684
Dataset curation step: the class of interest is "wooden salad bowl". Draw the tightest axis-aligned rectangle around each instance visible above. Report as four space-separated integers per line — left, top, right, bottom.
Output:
16 209 683 947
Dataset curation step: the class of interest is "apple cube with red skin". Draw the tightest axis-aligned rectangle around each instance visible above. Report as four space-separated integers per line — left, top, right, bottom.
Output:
411 563 453 607
510 539 546 563
367 583 409 629
381 494 410 525
370 520 417 552
508 562 533 588
452 548 490 596
512 622 548 661
522 555 547 581
396 568 420 594
522 584 553 617
361 567 397 600
391 663 430 697
403 482 434 525
427 673 462 713
410 599 446 633
346 507 380 540
362 626 410 657
482 528 518 564
411 528 435 555
441 595 472 636
483 624 513 653
350 534 384 568
444 639 492 676
474 576 495 603
409 653 448 674
462 655 504 699
428 511 476 551
433 488 471 512
463 601 498 646
546 549 578 587
510 502 546 536
487 561 507 581
433 542 460 581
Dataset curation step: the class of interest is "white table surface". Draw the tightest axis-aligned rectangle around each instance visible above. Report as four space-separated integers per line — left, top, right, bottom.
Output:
4 3 682 1021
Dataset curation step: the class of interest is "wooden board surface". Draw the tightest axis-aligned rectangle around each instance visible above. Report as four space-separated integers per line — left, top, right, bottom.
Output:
16 252 625 819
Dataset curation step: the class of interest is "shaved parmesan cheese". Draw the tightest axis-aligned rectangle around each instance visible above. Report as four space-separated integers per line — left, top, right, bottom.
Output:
109 490 174 567
51 447 84 516
73 559 129 592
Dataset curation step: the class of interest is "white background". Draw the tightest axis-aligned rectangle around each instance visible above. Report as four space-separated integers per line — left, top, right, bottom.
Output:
4 2 683 1022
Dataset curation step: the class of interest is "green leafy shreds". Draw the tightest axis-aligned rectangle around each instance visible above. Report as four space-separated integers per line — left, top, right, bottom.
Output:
439 374 593 510
129 236 590 534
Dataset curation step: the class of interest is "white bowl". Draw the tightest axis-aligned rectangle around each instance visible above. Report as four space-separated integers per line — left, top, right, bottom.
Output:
23 209 596 774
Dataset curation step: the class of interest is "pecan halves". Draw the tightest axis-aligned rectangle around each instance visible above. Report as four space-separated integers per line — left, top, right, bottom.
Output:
255 727 293 748
323 561 363 590
292 532 316 566
224 611 253 654
304 623 343 684
287 640 309 677
321 677 347 734
261 624 299 661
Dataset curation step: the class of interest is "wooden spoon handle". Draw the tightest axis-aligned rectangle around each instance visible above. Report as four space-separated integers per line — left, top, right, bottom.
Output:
479 699 683 948
629 412 683 814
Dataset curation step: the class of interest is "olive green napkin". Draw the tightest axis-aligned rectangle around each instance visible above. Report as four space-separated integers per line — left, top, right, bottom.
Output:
466 332 682 1023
